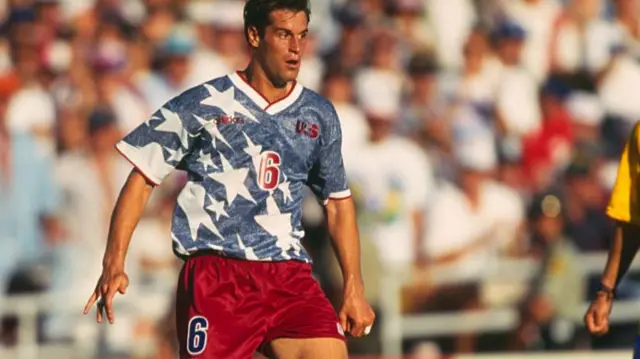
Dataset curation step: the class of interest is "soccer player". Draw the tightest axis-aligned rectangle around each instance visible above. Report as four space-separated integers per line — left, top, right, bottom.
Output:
81 0 376 358
584 122 640 354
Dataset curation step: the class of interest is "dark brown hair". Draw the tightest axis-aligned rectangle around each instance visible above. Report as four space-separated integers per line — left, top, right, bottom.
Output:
243 0 311 41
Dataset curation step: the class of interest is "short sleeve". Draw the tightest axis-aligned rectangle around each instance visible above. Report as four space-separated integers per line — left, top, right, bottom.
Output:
115 97 199 185
607 123 640 224
307 106 351 205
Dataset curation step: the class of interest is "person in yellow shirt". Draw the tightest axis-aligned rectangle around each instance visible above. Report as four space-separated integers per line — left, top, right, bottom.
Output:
585 122 640 353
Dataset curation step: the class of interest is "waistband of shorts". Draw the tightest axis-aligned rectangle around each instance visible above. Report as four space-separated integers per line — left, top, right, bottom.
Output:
185 249 313 269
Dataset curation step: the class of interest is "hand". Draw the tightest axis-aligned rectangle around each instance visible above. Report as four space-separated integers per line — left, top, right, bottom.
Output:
338 287 376 338
584 291 613 336
82 266 129 324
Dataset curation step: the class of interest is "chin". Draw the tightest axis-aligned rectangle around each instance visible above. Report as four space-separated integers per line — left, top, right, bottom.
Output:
281 69 300 83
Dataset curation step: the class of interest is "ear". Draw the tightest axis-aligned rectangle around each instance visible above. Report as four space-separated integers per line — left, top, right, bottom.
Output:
247 26 260 49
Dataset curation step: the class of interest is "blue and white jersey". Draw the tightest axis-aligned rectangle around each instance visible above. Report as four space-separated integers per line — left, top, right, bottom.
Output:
116 73 351 263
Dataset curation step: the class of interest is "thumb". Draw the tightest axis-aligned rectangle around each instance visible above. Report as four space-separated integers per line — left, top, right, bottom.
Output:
339 310 349 333
118 277 129 295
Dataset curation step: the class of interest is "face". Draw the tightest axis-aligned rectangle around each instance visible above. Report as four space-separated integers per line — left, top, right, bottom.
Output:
248 9 309 86
498 39 523 66
459 168 486 195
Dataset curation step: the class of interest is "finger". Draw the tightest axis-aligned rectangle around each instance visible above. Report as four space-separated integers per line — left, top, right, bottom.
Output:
83 291 99 315
584 312 596 332
96 298 104 323
350 319 365 337
105 285 119 324
338 311 349 334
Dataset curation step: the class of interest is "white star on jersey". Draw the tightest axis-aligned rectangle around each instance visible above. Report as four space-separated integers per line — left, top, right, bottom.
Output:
206 194 229 220
208 154 256 205
237 234 259 260
156 108 190 149
194 114 232 149
165 146 184 163
277 181 292 202
201 84 258 123
242 132 263 171
254 195 301 259
197 150 217 170
177 182 223 241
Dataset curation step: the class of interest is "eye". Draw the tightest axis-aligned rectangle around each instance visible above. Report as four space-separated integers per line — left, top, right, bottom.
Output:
278 31 290 39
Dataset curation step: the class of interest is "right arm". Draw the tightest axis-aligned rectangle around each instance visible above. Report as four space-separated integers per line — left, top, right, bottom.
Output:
83 169 155 324
84 98 200 323
102 169 155 269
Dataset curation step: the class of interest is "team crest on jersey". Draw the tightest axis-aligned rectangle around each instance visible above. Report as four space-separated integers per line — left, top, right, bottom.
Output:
296 120 319 139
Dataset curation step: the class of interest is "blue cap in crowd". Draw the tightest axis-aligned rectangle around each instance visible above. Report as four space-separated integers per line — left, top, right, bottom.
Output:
493 19 526 41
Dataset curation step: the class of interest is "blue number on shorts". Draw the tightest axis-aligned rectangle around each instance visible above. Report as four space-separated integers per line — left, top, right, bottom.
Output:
187 316 209 355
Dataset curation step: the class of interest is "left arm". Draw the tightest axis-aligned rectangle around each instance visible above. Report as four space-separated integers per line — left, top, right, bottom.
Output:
307 103 374 337
325 197 364 297
325 196 375 338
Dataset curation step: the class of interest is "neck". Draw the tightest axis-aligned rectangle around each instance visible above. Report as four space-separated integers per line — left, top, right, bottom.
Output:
242 61 293 104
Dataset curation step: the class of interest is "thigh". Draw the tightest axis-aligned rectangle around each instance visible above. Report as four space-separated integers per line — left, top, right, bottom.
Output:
175 255 267 359
266 338 347 359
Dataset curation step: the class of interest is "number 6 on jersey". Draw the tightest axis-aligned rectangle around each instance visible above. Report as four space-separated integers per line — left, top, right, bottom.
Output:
186 316 209 355
257 151 281 191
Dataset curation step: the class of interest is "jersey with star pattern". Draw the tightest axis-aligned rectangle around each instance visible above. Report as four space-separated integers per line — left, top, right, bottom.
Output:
116 73 351 262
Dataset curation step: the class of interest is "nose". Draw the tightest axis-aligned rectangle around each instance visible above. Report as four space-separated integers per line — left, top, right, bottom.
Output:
289 37 301 55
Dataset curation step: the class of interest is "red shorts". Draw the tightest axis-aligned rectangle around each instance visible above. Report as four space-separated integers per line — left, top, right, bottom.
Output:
175 253 346 358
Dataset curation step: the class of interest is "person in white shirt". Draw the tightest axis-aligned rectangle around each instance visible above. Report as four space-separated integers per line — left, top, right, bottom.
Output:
346 79 435 271
420 130 525 353
493 20 542 139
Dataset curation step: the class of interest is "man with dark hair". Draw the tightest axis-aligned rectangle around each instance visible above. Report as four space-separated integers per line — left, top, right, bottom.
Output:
82 0 375 358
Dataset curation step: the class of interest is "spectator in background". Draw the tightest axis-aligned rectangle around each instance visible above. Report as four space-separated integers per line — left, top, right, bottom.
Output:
449 26 502 118
420 127 524 353
611 0 640 60
46 108 131 342
563 153 613 252
4 7 58 158
502 0 562 83
521 77 574 192
513 192 584 351
320 70 368 165
137 24 195 110
550 0 620 76
0 72 60 302
493 20 542 142
322 5 367 74
185 0 247 88
354 27 406 111
346 73 435 273
425 0 477 70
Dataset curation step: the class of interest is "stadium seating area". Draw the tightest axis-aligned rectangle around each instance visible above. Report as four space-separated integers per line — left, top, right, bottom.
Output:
2 0 640 358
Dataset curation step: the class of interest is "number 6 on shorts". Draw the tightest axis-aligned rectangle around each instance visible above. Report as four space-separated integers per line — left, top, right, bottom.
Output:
187 316 209 355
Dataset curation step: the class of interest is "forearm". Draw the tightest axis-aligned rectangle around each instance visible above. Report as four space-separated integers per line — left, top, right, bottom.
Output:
325 197 363 293
103 169 155 268
600 222 640 289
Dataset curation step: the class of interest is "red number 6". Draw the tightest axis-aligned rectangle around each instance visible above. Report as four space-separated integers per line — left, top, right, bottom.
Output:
258 151 281 191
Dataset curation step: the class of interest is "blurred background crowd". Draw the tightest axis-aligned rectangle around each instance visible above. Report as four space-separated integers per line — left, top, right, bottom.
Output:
1 0 640 358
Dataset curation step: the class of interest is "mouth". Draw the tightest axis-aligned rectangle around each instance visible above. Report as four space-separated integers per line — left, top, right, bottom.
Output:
285 59 300 69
